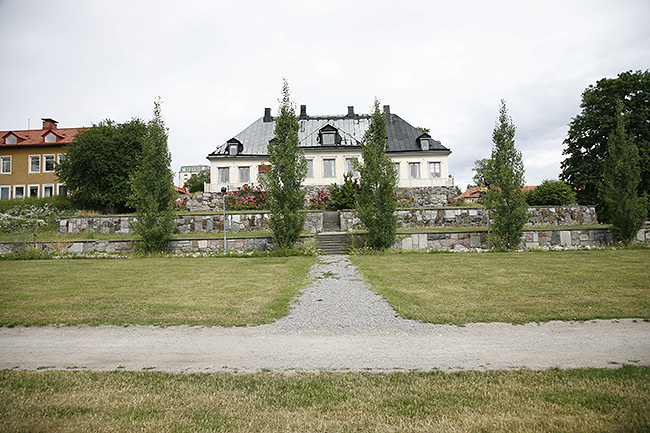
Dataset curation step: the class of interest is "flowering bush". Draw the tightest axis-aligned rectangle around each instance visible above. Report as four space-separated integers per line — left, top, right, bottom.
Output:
224 184 268 210
173 195 189 211
309 189 333 210
393 192 415 208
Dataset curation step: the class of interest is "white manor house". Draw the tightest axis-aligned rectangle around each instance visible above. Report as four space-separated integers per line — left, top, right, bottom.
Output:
206 104 453 192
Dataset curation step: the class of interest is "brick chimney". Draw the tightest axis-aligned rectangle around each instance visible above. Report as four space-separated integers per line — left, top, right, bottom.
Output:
347 106 355 117
41 118 58 130
383 105 390 117
263 108 272 122
299 105 307 119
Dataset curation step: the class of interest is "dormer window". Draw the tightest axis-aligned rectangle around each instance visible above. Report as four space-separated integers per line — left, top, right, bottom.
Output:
318 125 339 146
226 138 242 156
420 137 430 150
44 132 57 143
6 135 17 145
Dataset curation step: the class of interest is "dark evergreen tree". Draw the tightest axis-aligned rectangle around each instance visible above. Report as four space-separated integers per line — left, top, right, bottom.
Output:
600 101 648 244
561 70 650 217
484 100 528 250
264 80 308 250
130 98 176 252
355 99 397 250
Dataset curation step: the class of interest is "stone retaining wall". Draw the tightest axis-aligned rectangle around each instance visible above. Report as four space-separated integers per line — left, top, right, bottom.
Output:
59 206 597 236
3 227 647 255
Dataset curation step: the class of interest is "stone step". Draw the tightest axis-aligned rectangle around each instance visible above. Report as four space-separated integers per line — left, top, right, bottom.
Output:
316 232 351 255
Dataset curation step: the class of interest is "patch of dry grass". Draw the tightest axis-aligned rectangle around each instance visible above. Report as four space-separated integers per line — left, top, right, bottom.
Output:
1 367 648 432
0 256 315 327
352 249 650 325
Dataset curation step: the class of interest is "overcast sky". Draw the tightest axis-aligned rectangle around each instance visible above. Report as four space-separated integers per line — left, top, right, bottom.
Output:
1 0 648 189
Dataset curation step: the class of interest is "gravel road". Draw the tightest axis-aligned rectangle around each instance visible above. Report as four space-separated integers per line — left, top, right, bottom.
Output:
1 255 648 373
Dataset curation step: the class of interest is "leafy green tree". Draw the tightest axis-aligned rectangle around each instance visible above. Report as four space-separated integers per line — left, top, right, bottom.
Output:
264 80 308 250
600 101 648 244
525 180 576 206
484 100 528 251
355 99 398 250
183 170 210 193
56 119 147 211
471 158 490 187
330 173 359 210
561 70 650 217
130 98 176 252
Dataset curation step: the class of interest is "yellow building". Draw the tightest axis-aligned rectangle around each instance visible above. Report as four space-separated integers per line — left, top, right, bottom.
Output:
0 118 85 199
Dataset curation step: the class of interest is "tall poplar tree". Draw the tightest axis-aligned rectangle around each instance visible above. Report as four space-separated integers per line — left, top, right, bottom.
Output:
264 80 308 249
355 99 397 250
130 98 176 252
600 100 647 244
484 100 528 250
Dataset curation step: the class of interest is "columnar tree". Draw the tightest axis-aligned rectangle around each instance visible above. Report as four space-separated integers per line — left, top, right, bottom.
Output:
355 99 397 250
484 100 528 250
130 98 176 252
600 100 648 244
264 80 308 249
56 118 147 211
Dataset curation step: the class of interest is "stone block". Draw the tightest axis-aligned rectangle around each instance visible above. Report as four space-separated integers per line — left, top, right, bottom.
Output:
559 231 571 246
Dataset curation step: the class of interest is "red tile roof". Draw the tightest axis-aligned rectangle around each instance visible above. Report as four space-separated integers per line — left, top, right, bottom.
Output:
0 126 85 147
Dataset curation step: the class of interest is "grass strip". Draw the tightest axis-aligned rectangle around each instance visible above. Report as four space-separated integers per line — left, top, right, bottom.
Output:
0 256 316 327
352 249 650 325
1 367 648 432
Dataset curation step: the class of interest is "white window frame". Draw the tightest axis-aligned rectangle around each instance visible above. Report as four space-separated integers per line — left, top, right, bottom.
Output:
1 156 11 174
323 158 336 178
408 162 421 179
429 161 441 179
394 162 401 179
44 132 57 143
29 155 40 173
43 184 54 197
306 159 314 178
345 157 359 177
217 167 230 183
5 135 17 145
28 184 39 198
14 185 25 199
0 185 10 200
43 154 56 173
229 144 238 156
238 166 250 183
57 184 67 196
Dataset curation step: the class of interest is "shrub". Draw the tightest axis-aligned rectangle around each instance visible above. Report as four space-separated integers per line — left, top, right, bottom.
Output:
526 180 577 206
224 184 268 210
330 173 359 210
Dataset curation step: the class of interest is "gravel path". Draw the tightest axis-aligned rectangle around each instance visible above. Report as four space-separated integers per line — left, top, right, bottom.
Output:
1 255 649 373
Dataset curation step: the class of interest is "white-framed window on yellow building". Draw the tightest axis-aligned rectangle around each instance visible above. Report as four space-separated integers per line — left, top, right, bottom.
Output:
0 186 10 200
14 185 25 199
44 155 56 173
1 156 11 174
29 155 40 173
43 184 54 197
28 185 39 198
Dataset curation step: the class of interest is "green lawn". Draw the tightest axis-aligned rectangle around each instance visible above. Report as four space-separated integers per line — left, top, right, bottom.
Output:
0 256 316 327
352 249 650 325
1 368 648 432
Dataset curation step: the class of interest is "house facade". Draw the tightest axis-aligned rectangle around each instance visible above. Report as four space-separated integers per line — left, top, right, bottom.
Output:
0 118 85 200
206 105 453 192
178 164 209 188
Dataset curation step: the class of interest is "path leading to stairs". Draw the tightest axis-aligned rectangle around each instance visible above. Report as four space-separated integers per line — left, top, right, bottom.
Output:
1 255 649 373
